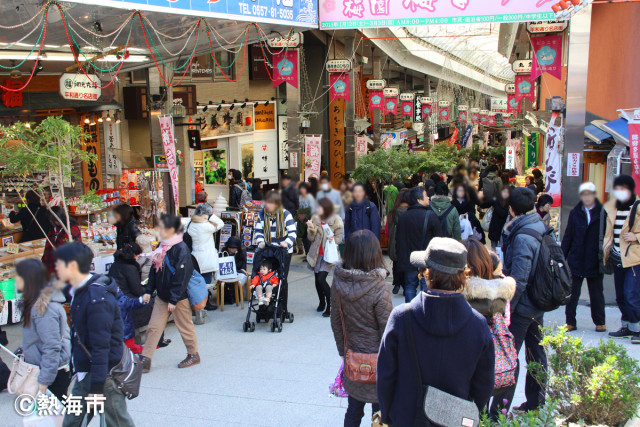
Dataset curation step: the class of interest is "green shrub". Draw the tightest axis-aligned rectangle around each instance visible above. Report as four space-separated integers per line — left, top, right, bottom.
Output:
538 327 640 426
480 402 558 427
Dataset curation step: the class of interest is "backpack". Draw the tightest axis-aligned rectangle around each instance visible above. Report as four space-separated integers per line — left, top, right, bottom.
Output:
519 226 572 312
183 221 193 252
489 313 517 392
235 183 252 208
349 203 372 229
483 175 501 201
436 205 455 238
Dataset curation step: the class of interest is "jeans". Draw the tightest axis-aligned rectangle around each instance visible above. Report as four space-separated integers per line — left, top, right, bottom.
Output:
565 274 605 327
490 313 547 416
613 264 640 332
201 271 214 284
344 396 379 427
404 270 427 303
62 374 134 427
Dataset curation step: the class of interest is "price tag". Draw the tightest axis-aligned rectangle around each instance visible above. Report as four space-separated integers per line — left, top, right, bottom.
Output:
6 243 20 254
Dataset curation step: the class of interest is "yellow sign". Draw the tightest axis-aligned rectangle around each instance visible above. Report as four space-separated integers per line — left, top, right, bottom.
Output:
254 103 275 131
6 243 20 254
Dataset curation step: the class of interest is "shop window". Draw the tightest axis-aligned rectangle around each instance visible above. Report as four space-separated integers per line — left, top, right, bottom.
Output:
189 52 235 82
241 143 254 179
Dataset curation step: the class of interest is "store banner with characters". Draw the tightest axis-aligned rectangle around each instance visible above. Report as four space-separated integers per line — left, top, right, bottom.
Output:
458 108 468 123
545 113 563 207
304 135 322 181
507 95 520 113
531 35 563 80
329 74 350 103
628 110 640 194
515 74 535 103
421 102 432 118
369 90 384 112
401 100 414 117
272 50 298 88
158 116 179 213
384 96 398 116
471 108 480 124
438 102 450 122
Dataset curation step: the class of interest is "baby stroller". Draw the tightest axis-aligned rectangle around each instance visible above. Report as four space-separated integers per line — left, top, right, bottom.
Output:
242 245 294 333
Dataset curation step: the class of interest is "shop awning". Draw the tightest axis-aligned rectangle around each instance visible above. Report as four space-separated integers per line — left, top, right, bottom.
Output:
0 92 122 117
110 148 153 170
585 123 613 144
598 118 629 146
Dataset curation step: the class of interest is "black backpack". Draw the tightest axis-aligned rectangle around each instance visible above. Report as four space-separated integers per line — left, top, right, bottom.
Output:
519 226 572 312
436 205 455 238
183 221 193 252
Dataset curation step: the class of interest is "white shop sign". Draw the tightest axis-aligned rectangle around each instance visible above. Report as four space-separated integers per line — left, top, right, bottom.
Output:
277 116 289 169
267 32 302 48
326 59 352 73
59 73 101 101
512 60 533 74
527 21 568 33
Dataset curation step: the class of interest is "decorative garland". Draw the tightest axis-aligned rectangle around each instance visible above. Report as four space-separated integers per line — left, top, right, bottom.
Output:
0 1 294 91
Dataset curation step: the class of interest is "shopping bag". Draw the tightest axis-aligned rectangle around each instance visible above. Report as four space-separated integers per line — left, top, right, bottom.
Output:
481 207 493 232
460 215 474 240
322 224 340 264
22 392 63 427
329 360 348 398
217 252 238 281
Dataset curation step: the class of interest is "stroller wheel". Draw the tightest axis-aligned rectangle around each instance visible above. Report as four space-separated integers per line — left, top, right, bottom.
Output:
250 322 256 332
277 319 283 333
242 322 249 332
270 321 276 333
288 313 295 323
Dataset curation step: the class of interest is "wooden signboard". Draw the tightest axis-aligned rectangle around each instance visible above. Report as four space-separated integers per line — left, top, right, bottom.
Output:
330 98 346 188
80 115 103 193
254 103 276 130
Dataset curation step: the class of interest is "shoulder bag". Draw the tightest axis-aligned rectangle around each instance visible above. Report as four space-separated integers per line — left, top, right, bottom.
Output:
598 207 614 275
0 343 39 397
337 295 377 384
404 305 480 427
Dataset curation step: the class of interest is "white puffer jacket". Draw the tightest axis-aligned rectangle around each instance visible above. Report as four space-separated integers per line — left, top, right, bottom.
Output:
188 214 224 274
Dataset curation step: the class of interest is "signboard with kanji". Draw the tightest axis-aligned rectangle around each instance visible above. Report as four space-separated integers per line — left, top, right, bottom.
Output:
105 122 121 175
330 97 346 187
59 73 101 101
80 115 103 193
1 80 23 107
567 153 580 177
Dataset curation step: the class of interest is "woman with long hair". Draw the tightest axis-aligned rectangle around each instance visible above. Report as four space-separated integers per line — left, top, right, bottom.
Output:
330 230 392 426
255 190 297 276
296 182 316 255
113 203 141 251
140 214 199 372
386 189 410 294
452 183 485 244
480 185 513 249
41 206 82 274
307 198 344 317
18 258 71 401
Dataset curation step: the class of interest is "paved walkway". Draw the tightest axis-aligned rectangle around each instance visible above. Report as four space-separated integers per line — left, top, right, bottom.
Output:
1 255 639 426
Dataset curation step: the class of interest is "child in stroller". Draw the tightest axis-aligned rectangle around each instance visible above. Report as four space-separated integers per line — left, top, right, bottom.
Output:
250 260 279 305
243 245 294 333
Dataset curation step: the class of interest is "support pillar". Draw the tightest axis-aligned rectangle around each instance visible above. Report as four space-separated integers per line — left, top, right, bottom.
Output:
372 50 385 149
287 50 302 181
344 35 356 174
561 7 592 235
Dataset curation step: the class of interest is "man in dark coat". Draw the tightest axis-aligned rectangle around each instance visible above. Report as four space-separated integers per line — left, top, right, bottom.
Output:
395 186 442 303
229 169 248 209
561 182 606 332
280 174 299 217
55 242 134 427
344 183 381 241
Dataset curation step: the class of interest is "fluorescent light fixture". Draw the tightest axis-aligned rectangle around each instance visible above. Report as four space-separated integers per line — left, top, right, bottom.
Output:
0 51 148 62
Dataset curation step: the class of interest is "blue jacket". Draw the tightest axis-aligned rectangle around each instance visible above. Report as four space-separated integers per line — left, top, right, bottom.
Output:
502 212 547 319
377 291 495 425
117 289 146 341
561 201 603 278
344 200 381 241
69 274 124 394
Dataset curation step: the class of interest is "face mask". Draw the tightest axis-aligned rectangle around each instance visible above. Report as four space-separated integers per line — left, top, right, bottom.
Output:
614 189 631 202
321 183 330 191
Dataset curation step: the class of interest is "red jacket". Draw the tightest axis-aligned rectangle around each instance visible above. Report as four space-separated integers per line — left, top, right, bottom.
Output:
42 224 82 274
250 272 279 288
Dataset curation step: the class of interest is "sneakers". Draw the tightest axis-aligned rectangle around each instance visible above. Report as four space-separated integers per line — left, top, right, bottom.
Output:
609 327 634 338
595 325 607 333
632 334 640 344
178 353 200 369
140 356 151 373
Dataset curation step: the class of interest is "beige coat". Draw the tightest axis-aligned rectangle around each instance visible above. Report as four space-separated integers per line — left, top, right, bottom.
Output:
603 198 640 268
306 214 344 268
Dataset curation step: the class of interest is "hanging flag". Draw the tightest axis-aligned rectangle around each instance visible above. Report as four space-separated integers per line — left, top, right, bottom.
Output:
438 101 450 122
628 110 640 195
531 35 563 80
471 108 480 124
401 101 414 117
461 125 474 148
422 102 433 118
356 135 370 157
526 133 538 168
507 95 520 113
369 90 384 112
304 135 322 181
384 96 398 115
480 111 488 125
488 114 496 126
458 110 468 123
272 50 298 88
515 74 535 103
545 113 563 206
158 116 179 213
329 74 350 103
503 114 511 127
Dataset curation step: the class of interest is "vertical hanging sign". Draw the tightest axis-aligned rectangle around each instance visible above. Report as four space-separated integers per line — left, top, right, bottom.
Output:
356 135 369 158
105 121 121 175
272 50 299 88
329 74 350 103
421 97 433 119
488 113 496 126
628 110 640 195
304 135 322 181
383 88 398 116
503 114 511 127
515 74 535 103
531 35 563 80
158 116 179 213
508 95 520 113
470 108 480 124
480 110 489 125
80 115 103 193
414 95 422 123
330 97 346 187
545 113 563 207
367 79 386 113
458 105 468 123
438 101 450 122
400 93 414 117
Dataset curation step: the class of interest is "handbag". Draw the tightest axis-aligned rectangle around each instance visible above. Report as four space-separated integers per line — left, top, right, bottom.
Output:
0 343 40 397
322 224 340 264
217 251 238 281
77 340 142 400
481 207 493 232
337 295 377 384
404 305 480 427
599 207 614 275
164 255 208 311
329 359 348 398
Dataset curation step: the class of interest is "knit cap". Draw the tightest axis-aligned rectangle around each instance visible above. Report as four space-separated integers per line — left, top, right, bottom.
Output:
410 237 467 274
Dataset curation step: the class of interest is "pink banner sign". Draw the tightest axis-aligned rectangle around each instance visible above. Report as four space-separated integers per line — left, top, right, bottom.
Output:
480 113 487 125
488 116 496 126
531 35 563 80
421 103 432 119
304 135 322 181
272 50 298 88
369 89 384 112
356 135 369 157
507 95 520 113
158 116 179 213
458 110 468 123
384 96 398 115
329 74 350 103
503 116 511 127
515 74 535 103
401 100 414 117
545 113 562 207
439 106 450 122
629 110 640 195
471 111 479 124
